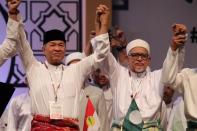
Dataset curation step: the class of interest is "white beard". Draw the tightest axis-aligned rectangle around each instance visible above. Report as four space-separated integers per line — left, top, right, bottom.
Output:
134 66 146 73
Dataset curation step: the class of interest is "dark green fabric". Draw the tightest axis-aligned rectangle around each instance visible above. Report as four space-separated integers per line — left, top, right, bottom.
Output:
122 99 143 131
187 120 197 131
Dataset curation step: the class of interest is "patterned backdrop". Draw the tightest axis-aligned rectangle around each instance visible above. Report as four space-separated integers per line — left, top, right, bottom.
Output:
0 0 83 87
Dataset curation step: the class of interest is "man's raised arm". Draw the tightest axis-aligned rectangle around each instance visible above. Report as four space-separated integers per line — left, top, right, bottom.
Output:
162 24 187 90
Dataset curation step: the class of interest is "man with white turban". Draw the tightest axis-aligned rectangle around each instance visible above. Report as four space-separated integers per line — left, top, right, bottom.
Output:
106 39 166 131
100 24 187 130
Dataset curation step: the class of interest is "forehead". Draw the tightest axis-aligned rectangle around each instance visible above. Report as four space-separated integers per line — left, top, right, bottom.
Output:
46 40 65 45
129 47 148 54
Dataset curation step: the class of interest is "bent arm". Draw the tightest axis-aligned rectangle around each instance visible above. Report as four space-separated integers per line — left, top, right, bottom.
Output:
10 14 37 72
77 33 110 79
162 47 185 91
0 17 20 66
91 35 120 94
0 39 17 66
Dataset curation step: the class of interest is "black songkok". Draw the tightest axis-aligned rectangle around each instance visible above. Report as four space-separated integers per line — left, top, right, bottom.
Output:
43 29 66 44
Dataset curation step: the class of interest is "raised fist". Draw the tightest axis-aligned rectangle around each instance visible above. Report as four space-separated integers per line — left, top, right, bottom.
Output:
171 24 187 51
95 4 110 35
7 0 21 14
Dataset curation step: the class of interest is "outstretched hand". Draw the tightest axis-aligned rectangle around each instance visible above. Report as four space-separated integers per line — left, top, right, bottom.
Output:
171 24 187 51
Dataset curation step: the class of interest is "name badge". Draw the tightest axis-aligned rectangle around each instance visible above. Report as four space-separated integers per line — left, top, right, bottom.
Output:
49 101 63 119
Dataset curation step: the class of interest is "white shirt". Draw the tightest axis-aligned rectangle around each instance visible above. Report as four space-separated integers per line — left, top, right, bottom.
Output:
105 53 164 123
162 48 197 120
0 17 18 66
7 16 110 118
7 93 32 131
0 109 8 131
166 96 187 131
103 87 113 125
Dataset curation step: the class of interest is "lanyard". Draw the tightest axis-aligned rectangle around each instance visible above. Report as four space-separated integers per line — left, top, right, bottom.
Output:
130 76 146 99
129 71 147 99
44 62 64 102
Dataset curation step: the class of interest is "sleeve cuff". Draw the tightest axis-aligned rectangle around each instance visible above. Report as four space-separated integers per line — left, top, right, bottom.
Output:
94 33 109 42
90 33 109 50
169 47 179 56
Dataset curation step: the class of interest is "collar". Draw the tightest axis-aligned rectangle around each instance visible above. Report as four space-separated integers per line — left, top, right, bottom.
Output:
129 70 147 79
128 66 151 79
44 61 63 71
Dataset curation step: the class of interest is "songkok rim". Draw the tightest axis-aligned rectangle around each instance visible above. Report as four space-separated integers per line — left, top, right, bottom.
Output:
126 39 150 55
43 29 66 44
65 52 85 65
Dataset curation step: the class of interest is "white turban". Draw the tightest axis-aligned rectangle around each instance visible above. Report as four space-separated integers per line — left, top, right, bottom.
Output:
126 39 150 55
65 52 85 65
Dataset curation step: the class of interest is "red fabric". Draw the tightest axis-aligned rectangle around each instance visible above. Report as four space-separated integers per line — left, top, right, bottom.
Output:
83 98 95 131
31 115 79 131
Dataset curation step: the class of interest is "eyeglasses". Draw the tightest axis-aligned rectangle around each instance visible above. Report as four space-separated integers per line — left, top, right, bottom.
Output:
128 52 149 60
